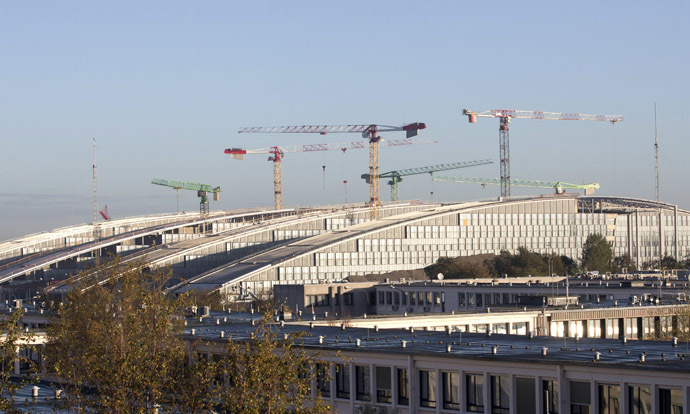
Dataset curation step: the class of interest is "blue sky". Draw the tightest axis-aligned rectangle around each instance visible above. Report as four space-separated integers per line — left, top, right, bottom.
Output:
1 1 688 241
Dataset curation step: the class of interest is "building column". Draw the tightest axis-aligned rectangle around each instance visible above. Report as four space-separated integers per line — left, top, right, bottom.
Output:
635 210 640 269
659 210 664 264
40 344 47 375
408 355 417 413
14 346 20 375
674 205 679 261
557 365 566 414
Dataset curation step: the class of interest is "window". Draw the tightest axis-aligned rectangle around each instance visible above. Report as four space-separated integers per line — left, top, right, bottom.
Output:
442 371 460 410
570 381 591 414
658 388 683 414
306 294 329 307
344 293 353 306
459 292 466 307
316 363 330 397
466 373 484 412
491 375 509 414
335 363 350 399
397 368 409 405
355 365 370 401
378 292 385 305
375 366 391 403
598 384 620 414
628 385 651 414
543 379 559 414
419 369 437 408
515 377 535 414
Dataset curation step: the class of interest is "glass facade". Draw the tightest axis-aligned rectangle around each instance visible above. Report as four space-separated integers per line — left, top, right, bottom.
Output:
245 198 690 297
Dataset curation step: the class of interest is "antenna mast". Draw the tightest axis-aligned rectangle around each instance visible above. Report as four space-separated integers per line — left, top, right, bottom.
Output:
92 138 98 224
654 103 660 202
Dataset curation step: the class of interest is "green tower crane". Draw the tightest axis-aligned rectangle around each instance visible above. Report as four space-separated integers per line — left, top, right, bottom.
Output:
432 176 600 195
151 178 221 214
361 159 493 202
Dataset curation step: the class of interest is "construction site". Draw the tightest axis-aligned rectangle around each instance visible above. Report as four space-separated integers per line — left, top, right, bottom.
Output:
2 108 689 301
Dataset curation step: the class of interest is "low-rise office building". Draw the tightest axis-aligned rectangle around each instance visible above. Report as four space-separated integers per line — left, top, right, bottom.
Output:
189 321 689 413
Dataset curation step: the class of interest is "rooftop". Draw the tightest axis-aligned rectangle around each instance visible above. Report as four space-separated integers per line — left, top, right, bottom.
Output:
185 318 690 373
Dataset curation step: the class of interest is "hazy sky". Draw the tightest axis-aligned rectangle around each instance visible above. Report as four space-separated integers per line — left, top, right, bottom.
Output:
1 1 688 241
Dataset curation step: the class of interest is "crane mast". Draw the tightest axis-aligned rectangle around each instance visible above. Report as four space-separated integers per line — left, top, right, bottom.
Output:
236 123 426 218
463 109 623 198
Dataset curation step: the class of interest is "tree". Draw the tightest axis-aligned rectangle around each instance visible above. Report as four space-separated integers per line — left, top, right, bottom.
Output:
661 255 682 270
47 258 201 413
581 233 612 273
424 256 492 279
0 308 38 413
214 312 332 414
46 257 332 413
613 254 636 273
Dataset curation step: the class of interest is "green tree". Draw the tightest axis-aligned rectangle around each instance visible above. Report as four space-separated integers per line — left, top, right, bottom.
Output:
215 311 332 414
0 308 38 413
47 258 202 413
613 254 636 273
661 255 682 270
424 256 491 279
581 233 612 273
47 258 332 413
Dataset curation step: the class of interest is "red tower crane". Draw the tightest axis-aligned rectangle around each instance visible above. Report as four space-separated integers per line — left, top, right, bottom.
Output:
236 123 427 218
225 135 435 212
462 109 623 198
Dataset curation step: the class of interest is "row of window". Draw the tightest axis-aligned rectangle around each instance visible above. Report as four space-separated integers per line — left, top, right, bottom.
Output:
274 229 321 240
458 212 607 226
317 363 683 414
406 225 607 240
378 290 443 306
552 315 685 340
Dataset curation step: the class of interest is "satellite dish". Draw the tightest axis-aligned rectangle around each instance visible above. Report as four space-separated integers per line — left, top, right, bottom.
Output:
437 273 444 280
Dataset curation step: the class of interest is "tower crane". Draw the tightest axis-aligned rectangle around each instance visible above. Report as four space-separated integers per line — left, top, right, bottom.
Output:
237 123 427 218
432 175 600 195
225 137 435 211
462 109 623 198
361 159 493 202
151 178 221 214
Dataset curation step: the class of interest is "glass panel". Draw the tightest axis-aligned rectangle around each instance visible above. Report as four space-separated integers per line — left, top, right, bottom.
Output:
543 379 559 414
628 385 651 414
316 363 330 397
466 374 484 412
598 384 620 414
442 371 460 410
570 380 591 414
491 375 509 414
336 363 350 399
397 368 409 405
419 370 437 408
355 365 370 401
515 377 535 414
658 388 683 414
375 366 391 403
